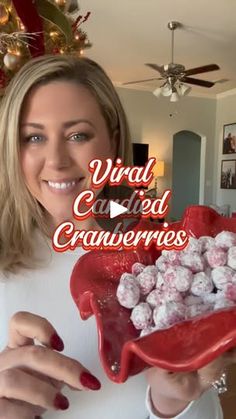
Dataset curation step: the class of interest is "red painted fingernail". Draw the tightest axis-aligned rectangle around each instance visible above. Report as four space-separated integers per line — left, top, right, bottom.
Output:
80 372 101 390
50 333 64 351
54 393 69 410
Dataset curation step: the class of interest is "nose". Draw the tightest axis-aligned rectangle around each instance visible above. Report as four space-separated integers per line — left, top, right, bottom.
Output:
45 138 71 170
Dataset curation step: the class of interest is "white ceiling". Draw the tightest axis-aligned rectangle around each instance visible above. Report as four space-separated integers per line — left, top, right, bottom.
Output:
78 0 236 97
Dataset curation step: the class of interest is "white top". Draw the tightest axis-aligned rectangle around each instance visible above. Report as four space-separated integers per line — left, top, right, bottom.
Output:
0 231 223 419
146 387 223 419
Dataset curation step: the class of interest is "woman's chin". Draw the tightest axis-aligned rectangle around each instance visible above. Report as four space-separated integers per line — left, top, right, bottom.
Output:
47 212 74 229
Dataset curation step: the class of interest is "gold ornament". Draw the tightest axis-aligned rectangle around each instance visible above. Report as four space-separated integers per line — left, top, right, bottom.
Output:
55 0 66 6
3 51 21 70
0 3 9 25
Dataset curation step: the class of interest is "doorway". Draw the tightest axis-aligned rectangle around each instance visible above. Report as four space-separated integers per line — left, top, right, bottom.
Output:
171 130 205 221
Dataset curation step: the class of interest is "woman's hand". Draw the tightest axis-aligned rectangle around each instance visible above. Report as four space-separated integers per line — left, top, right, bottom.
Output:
0 311 101 419
145 349 236 418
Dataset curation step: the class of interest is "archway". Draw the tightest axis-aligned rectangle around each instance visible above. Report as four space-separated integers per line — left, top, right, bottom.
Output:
171 130 206 220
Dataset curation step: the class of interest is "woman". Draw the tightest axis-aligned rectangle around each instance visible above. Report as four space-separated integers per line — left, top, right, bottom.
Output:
0 55 234 418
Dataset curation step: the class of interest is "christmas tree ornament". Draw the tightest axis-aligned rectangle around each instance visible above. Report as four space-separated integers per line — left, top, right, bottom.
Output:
55 0 66 6
3 50 21 70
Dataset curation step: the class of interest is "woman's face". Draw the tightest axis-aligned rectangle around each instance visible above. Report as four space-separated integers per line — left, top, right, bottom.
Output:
20 81 117 227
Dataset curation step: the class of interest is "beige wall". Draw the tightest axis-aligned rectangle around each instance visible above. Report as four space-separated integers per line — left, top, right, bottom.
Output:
214 90 236 214
117 87 217 205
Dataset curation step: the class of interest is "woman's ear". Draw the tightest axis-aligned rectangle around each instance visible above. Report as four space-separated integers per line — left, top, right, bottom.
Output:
111 129 120 161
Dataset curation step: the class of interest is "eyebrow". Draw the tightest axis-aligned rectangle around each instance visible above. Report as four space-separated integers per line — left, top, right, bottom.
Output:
20 119 95 129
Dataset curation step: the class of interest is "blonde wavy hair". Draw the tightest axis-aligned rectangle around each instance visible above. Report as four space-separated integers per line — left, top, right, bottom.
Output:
0 55 132 273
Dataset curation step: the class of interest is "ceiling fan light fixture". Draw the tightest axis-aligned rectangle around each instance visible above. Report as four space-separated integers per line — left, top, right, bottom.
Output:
170 89 179 102
161 82 172 96
153 86 162 97
178 83 191 96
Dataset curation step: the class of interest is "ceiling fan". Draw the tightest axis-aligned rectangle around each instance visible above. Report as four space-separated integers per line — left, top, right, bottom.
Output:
123 21 220 101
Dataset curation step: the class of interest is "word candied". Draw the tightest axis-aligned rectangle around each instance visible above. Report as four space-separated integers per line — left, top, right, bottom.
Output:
73 190 171 220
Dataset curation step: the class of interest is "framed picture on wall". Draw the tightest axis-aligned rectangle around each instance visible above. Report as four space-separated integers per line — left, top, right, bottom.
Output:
222 123 236 154
220 160 236 189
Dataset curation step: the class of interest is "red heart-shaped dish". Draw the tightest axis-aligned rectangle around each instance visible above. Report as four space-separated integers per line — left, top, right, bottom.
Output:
70 205 236 382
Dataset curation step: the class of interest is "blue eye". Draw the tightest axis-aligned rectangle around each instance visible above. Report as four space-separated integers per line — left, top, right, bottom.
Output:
24 135 44 143
70 133 89 142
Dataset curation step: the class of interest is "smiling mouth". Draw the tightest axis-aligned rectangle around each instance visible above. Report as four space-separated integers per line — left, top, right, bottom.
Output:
45 178 85 191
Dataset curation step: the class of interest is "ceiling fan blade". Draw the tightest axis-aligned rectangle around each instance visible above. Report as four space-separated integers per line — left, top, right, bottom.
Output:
145 63 163 73
123 77 162 86
184 64 220 76
182 77 215 88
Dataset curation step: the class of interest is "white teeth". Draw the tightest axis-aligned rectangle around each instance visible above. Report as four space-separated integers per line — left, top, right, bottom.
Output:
48 180 76 189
